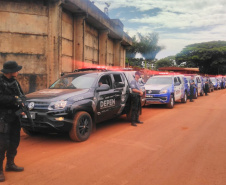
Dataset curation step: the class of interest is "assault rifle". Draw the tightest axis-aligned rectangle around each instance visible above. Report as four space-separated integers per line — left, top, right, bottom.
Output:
15 95 35 131
7 80 35 131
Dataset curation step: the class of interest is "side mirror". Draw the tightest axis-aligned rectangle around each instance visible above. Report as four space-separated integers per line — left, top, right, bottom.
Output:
115 82 125 88
96 84 110 92
174 82 180 86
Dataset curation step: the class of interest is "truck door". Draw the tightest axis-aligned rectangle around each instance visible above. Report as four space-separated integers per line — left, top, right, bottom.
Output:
177 77 185 98
96 74 121 122
196 76 202 94
174 77 181 101
112 73 126 115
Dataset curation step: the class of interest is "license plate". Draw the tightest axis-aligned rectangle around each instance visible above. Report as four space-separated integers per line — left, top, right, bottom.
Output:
22 112 36 119
146 95 153 98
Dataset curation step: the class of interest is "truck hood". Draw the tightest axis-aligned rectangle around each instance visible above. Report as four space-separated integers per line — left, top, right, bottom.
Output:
144 84 171 90
26 88 89 101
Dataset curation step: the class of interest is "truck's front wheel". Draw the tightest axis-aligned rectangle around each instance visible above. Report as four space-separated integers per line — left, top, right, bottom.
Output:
181 92 187 103
69 111 92 142
167 95 174 109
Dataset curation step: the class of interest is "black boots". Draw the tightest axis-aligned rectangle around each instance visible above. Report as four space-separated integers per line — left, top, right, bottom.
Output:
0 158 24 182
5 158 24 172
131 120 143 126
136 120 143 124
131 122 137 126
0 161 5 182
0 171 5 182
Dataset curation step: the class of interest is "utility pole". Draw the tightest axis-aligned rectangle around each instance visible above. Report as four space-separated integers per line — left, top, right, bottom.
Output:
104 2 111 16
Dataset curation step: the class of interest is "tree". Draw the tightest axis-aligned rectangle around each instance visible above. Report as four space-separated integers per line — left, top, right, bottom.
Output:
176 41 226 74
126 35 139 59
126 32 164 68
155 56 175 70
137 32 164 60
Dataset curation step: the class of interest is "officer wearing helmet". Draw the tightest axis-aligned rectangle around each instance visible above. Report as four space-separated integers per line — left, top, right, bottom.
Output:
0 61 24 182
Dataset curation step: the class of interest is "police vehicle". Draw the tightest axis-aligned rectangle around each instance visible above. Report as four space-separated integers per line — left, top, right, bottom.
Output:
184 75 204 98
144 75 188 109
216 76 225 89
122 71 146 107
203 77 214 93
186 75 204 96
184 76 198 99
210 77 220 90
195 75 204 96
21 71 132 142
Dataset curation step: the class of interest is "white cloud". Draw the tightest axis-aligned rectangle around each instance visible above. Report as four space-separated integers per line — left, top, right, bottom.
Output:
93 0 226 59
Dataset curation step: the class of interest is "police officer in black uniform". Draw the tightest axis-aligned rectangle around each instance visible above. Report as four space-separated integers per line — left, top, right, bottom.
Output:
204 78 209 96
0 61 24 182
189 77 195 102
130 71 143 126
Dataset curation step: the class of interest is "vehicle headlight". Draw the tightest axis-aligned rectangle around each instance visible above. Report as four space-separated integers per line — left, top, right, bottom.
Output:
48 100 67 110
160 89 168 94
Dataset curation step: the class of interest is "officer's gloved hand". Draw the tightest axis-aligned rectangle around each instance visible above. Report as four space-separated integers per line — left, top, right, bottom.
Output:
15 96 23 106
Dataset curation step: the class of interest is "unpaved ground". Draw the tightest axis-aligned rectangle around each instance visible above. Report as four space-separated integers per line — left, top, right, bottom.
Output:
2 89 226 185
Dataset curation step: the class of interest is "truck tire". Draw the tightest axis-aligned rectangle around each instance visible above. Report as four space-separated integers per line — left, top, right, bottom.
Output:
22 128 39 136
69 111 92 142
200 89 204 96
167 95 174 109
181 92 187 103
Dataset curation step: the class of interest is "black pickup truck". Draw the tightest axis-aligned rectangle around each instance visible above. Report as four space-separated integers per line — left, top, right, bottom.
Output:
21 70 132 142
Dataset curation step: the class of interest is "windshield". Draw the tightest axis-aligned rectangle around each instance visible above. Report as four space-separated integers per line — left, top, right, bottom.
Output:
216 78 222 81
123 71 135 83
146 77 172 85
210 78 217 82
50 74 97 89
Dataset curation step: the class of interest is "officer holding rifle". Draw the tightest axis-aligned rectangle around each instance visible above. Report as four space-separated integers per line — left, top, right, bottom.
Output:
0 61 25 182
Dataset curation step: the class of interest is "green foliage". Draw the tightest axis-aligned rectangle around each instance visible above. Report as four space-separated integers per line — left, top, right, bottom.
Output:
137 32 164 60
176 41 226 74
126 58 143 68
126 35 139 59
155 56 175 70
126 32 164 68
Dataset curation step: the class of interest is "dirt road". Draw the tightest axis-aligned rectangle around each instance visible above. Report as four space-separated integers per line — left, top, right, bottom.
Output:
2 89 226 185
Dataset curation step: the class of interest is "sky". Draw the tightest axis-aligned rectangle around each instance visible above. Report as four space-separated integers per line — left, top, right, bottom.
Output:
93 0 226 59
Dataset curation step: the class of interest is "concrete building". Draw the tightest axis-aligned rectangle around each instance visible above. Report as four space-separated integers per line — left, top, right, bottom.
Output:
0 0 132 93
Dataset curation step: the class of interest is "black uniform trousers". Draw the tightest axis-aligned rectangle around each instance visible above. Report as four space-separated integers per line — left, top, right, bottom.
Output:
204 83 209 95
131 94 141 122
190 86 194 101
0 117 20 162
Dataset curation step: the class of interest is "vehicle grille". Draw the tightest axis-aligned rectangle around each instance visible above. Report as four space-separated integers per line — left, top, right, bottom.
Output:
26 101 50 110
21 115 45 123
146 90 160 94
147 97 167 101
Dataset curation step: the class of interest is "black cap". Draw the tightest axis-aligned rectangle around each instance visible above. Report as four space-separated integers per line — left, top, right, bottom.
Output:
1 61 22 73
